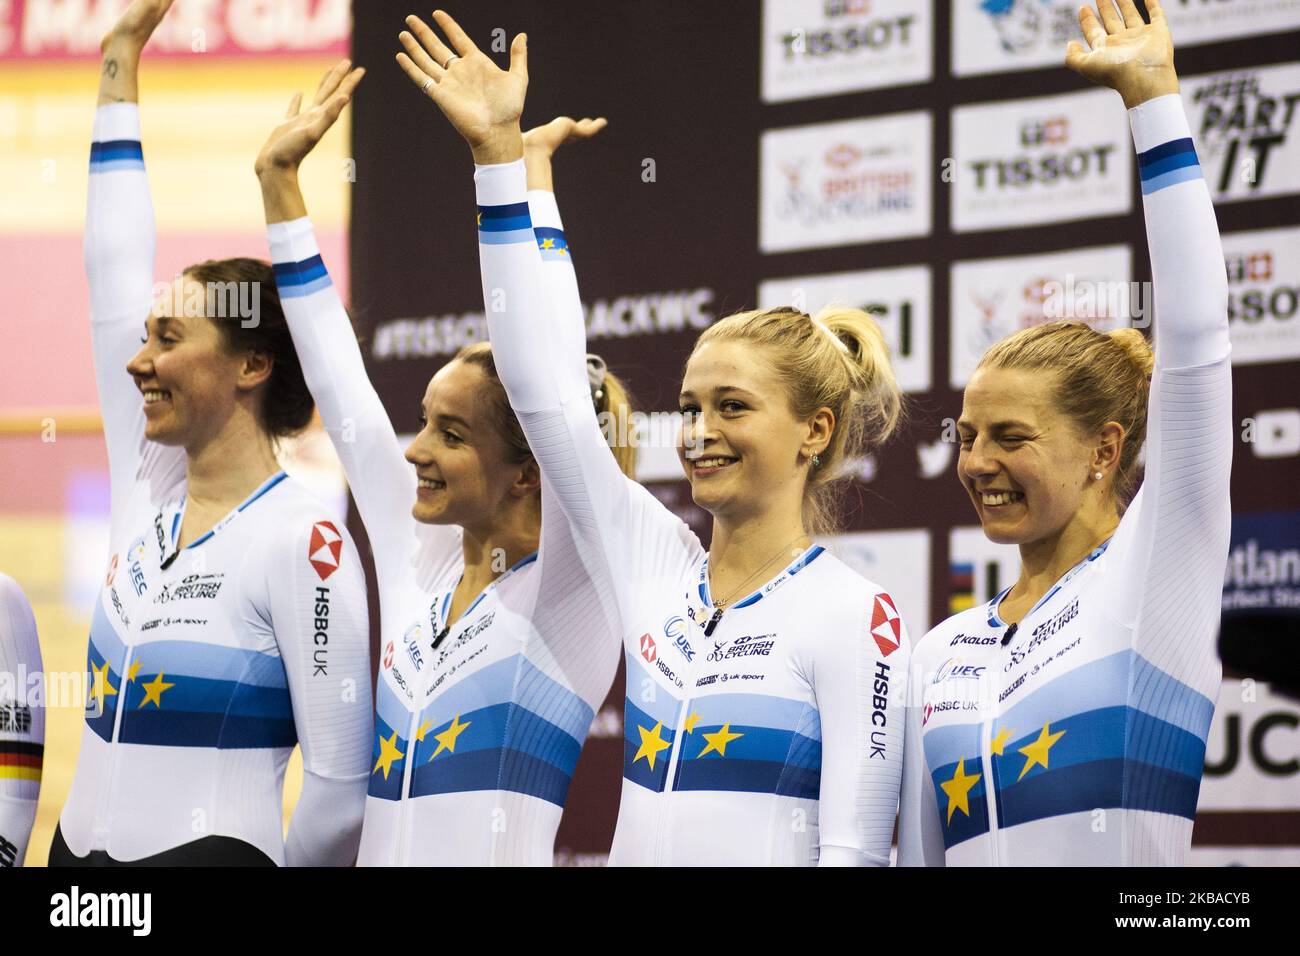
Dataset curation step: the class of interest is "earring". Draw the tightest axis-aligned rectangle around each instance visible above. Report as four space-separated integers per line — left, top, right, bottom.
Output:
811 453 821 468
1094 471 1103 481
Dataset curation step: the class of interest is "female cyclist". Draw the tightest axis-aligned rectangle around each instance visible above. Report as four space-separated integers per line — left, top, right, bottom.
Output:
398 10 912 866
52 0 373 866
898 0 1232 866
256 60 636 864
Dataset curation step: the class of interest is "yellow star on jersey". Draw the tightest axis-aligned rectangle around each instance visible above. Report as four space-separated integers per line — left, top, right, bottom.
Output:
89 660 118 710
941 759 982 825
138 672 175 708
414 719 432 743
372 731 405 780
1017 722 1066 781
697 723 744 758
429 714 472 761
127 660 142 683
682 712 702 734
633 721 672 771
540 237 555 249
476 212 482 227
989 727 1014 757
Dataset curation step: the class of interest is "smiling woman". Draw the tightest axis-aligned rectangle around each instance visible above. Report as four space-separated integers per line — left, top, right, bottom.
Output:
52 0 373 868
899 0 1234 868
401 7 915 866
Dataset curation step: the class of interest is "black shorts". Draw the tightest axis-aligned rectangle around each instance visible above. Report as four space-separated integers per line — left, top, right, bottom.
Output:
48 823 276 867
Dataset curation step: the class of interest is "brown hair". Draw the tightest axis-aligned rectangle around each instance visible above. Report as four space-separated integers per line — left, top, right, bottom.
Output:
691 305 903 534
453 342 637 479
183 258 313 439
977 320 1154 504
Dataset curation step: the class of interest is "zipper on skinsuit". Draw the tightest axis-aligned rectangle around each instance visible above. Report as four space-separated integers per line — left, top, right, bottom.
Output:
655 628 713 866
93 640 136 852
395 702 420 866
978 704 1000 866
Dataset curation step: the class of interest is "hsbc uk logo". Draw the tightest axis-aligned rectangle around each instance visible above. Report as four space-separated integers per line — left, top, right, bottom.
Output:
639 633 657 663
871 592 902 657
308 521 343 581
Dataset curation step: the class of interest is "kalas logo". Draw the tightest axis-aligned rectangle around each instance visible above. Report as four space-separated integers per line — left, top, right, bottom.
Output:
308 521 343 581
871 592 902 657
639 633 658 663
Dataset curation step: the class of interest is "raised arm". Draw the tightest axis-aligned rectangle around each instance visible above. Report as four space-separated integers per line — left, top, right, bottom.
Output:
1067 0 1231 678
523 116 608 395
256 63 460 585
87 1 183 533
394 13 690 592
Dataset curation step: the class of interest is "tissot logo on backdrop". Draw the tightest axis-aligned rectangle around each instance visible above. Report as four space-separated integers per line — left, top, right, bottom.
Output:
1184 62 1300 203
759 112 931 252
758 266 932 392
760 0 932 103
1223 227 1300 364
370 288 717 359
952 89 1131 232
948 244 1131 388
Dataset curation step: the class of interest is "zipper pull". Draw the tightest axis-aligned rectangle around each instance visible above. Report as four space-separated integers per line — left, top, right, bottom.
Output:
703 608 724 637
1000 622 1019 647
430 625 451 651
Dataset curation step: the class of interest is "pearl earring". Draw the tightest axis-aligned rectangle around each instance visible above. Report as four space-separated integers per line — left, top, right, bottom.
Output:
1094 471 1103 481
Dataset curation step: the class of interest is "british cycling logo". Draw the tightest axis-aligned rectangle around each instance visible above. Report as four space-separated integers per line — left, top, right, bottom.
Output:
706 634 777 662
871 592 902 657
152 573 223 604
308 520 343 581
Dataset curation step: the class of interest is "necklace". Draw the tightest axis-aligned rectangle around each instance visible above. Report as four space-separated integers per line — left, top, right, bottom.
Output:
711 532 812 609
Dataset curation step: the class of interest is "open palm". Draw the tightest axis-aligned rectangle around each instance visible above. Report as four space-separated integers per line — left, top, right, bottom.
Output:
396 10 527 151
255 59 364 177
1066 0 1177 106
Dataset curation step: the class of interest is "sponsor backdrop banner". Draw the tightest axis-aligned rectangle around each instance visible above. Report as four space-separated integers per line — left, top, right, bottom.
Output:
350 1 1300 862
